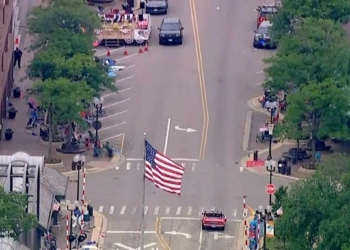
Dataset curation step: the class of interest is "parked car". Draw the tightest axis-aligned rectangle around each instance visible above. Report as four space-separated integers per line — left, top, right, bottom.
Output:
158 17 184 45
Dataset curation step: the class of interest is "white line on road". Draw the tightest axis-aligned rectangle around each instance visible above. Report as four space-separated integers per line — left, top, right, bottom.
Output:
161 217 200 220
103 98 130 108
132 206 137 214
98 206 104 213
256 71 264 74
192 163 196 171
163 118 171 154
115 76 134 84
109 206 115 215
256 82 264 85
102 87 132 98
108 231 156 234
154 206 159 215
242 111 253 151
233 209 237 217
165 207 170 215
126 158 200 161
187 207 192 215
125 64 136 70
137 163 140 170
144 206 148 215
101 133 124 142
99 110 128 121
120 206 126 215
126 162 131 170
176 207 182 215
198 207 204 215
96 47 124 57
115 53 138 62
181 163 186 168
83 122 126 136
199 227 203 250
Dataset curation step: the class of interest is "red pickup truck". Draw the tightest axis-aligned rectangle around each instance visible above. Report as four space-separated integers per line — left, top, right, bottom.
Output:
201 210 227 230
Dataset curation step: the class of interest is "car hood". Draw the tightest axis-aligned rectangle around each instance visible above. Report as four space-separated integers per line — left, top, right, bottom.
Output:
147 1 166 7
203 218 225 223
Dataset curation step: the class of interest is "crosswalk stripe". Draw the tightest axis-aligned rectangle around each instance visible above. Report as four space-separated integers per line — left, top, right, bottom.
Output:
181 163 186 168
198 207 204 215
176 207 182 215
144 206 148 215
154 207 159 215
132 206 137 214
187 207 192 215
98 206 104 213
233 209 237 217
137 163 140 170
109 206 115 215
165 207 170 215
192 163 196 171
120 206 126 215
126 162 131 170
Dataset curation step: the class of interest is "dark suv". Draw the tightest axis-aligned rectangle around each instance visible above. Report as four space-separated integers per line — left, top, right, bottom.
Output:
158 17 184 45
145 0 168 14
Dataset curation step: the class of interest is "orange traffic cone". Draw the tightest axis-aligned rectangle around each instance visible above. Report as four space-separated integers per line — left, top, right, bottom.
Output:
144 42 149 52
123 47 128 56
106 49 111 56
138 45 143 53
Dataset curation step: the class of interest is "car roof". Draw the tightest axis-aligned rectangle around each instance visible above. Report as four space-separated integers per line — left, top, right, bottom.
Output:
162 17 181 23
259 20 272 28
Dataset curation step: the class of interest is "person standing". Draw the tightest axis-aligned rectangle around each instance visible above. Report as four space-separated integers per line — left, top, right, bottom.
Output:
13 47 22 68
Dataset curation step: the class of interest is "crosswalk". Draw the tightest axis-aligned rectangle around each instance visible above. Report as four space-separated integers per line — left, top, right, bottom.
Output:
97 205 240 218
117 161 198 171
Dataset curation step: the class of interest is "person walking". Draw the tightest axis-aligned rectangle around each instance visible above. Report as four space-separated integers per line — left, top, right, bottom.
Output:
13 47 22 68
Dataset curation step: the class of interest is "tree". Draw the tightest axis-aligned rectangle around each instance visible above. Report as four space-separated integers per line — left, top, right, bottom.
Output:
270 0 350 40
263 18 350 92
277 79 350 164
33 78 94 161
0 187 38 239
272 185 288 212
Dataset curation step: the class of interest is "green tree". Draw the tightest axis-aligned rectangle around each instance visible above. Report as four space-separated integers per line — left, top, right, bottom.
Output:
0 187 38 239
263 18 350 92
277 79 350 165
33 78 94 161
272 185 288 212
270 0 350 40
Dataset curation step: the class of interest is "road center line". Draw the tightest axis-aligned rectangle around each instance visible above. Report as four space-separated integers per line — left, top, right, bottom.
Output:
163 118 171 155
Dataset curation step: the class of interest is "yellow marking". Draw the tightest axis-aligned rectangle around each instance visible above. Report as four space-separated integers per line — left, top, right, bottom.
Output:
189 0 209 161
156 217 171 250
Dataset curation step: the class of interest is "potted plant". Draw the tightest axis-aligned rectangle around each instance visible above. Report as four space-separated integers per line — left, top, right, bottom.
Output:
8 107 17 119
13 87 21 98
4 128 13 140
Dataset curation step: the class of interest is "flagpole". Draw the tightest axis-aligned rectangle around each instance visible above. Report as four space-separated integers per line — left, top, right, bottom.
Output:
141 132 146 250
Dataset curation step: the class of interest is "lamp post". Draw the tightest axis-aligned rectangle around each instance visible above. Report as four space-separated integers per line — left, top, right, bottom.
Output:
66 200 76 250
265 99 277 159
257 205 273 250
73 154 86 203
265 159 276 206
93 97 103 148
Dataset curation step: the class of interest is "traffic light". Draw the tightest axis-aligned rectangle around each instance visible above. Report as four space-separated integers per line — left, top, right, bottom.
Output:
78 233 87 242
68 233 76 243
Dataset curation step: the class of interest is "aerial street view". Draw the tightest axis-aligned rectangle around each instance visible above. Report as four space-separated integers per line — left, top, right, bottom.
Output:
1 0 350 249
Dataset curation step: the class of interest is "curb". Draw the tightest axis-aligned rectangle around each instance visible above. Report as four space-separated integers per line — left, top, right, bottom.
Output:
62 154 126 176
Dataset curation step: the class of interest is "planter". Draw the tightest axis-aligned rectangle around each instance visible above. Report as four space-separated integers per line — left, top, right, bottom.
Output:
4 130 13 140
8 111 17 119
298 166 316 174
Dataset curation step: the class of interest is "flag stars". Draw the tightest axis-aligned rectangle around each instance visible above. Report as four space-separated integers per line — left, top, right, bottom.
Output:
145 141 157 168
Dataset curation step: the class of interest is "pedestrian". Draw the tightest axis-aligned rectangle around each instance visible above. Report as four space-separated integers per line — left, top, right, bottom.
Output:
13 47 22 68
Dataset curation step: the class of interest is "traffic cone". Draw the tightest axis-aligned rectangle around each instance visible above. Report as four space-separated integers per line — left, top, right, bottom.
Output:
123 47 128 56
138 45 143 53
144 42 149 52
106 49 111 56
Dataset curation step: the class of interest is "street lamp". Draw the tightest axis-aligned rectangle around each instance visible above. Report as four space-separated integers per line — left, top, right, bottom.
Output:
257 205 273 250
66 200 76 250
93 97 103 148
265 100 277 159
73 154 86 203
265 158 276 206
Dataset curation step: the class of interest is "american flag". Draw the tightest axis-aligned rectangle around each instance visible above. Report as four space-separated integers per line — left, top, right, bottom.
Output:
145 140 185 195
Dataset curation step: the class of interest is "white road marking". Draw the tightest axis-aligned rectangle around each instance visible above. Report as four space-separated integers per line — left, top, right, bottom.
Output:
192 163 196 171
163 118 171 155
126 158 200 161
102 87 132 98
99 110 128 120
96 47 124 56
144 206 148 215
115 76 134 84
98 206 104 213
154 206 159 215
199 227 203 250
161 217 200 220
132 206 137 214
198 207 204 215
256 82 264 85
115 166 120 170
108 231 156 234
109 206 115 214
101 133 124 142
176 207 182 215
187 207 192 215
165 207 170 215
120 206 126 215
125 64 136 70
103 98 130 108
115 53 138 62
126 162 131 170
83 122 126 136
256 71 264 74
181 163 186 168
233 209 237 217
137 163 140 170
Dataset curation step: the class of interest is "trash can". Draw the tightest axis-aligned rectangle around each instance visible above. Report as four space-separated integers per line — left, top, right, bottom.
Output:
286 165 291 176
107 148 114 158
281 164 286 175
4 129 13 140
253 150 258 161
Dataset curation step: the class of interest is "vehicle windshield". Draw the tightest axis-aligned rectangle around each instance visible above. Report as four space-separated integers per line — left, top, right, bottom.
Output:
205 212 223 218
257 26 270 34
161 23 180 31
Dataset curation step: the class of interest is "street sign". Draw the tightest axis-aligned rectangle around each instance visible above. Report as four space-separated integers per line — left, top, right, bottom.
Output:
92 120 102 130
266 184 276 194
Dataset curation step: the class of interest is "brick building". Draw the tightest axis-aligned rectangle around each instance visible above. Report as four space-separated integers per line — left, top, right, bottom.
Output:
0 0 14 126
